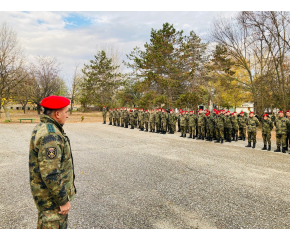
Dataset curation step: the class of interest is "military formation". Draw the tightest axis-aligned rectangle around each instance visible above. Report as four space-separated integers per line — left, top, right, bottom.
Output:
102 106 290 153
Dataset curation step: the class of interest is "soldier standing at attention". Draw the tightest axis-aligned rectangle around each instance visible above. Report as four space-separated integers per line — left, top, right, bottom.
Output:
129 110 135 129
206 111 214 141
155 108 161 133
149 109 156 132
238 111 247 141
197 109 206 140
112 108 116 126
133 108 138 128
168 109 176 134
102 106 107 124
231 112 239 141
120 107 124 127
180 111 187 138
224 111 233 142
29 95 76 229
139 108 145 131
108 108 113 125
144 109 150 132
215 110 225 144
285 110 290 151
116 108 120 126
160 108 168 134
261 113 273 151
188 110 197 139
245 111 260 149
123 107 129 128
274 110 290 153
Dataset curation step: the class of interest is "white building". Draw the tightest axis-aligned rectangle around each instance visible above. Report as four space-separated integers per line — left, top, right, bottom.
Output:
236 102 254 113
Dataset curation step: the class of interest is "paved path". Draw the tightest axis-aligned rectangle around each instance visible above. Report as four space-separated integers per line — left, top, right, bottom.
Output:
0 122 290 228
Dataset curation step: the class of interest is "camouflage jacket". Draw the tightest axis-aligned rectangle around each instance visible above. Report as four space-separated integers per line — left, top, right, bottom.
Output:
120 110 124 119
262 118 273 134
188 115 197 127
133 110 138 119
246 117 260 132
231 116 239 129
180 115 187 126
160 112 168 123
129 112 134 121
287 117 290 133
168 113 176 124
149 113 155 122
116 111 120 119
155 112 161 123
29 115 76 213
112 111 116 118
206 115 215 128
123 110 129 120
144 112 150 121
109 111 113 118
216 115 225 128
102 108 107 116
238 115 247 128
197 113 206 126
274 117 289 135
139 112 144 121
224 115 233 128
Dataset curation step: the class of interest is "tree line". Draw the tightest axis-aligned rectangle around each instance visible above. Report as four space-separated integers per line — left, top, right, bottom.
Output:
1 11 290 121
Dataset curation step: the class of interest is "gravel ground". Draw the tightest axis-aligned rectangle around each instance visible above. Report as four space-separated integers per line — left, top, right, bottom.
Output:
0 122 290 229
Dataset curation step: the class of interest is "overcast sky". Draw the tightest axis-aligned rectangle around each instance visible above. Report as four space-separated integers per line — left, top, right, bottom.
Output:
0 10 242 86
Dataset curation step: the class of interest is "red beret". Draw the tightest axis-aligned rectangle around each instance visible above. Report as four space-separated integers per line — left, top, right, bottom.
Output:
286 110 290 113
124 107 127 109
279 110 284 113
199 109 203 111
263 114 268 117
145 110 148 112
103 106 105 107
179 109 181 111
206 112 210 116
231 113 234 115
113 108 115 110
182 110 185 113
162 108 165 111
109 108 111 110
234 112 237 113
130 110 133 112
40 95 70 109
186 111 188 113
190 110 193 113
240 111 244 114
249 111 254 114
120 107 123 109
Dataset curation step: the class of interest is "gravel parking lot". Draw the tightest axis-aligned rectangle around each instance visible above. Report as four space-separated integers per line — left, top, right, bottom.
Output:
1 122 290 229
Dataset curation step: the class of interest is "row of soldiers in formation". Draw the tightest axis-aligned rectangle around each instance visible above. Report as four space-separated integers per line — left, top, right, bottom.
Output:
102 106 290 153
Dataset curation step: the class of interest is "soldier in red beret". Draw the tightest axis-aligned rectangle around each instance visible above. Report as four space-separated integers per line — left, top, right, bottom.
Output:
29 96 76 229
108 108 113 125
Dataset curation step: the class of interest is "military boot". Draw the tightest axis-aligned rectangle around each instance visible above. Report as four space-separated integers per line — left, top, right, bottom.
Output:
268 145 271 151
235 136 238 141
188 134 192 138
130 126 134 129
252 143 256 148
215 139 220 143
180 133 183 137
229 138 231 143
238 136 242 140
245 142 251 147
221 139 224 144
192 135 195 139
261 145 267 150
274 146 281 152
282 147 286 153
243 137 246 141
178 130 181 132
206 136 210 141
109 122 112 125
183 134 186 138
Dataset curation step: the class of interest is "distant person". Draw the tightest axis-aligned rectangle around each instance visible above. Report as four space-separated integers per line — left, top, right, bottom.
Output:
29 95 76 229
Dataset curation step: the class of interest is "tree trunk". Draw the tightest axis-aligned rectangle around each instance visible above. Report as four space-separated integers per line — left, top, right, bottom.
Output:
23 104 27 114
70 99 73 115
3 101 11 121
37 104 41 114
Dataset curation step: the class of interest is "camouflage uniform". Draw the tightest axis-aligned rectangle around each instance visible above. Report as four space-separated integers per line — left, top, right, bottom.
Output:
224 115 233 142
261 118 273 150
197 113 206 140
116 110 120 126
168 112 176 134
160 111 168 134
139 111 144 131
246 116 260 147
286 115 290 150
129 111 135 129
206 114 215 141
149 111 156 132
133 109 138 127
238 115 247 140
231 115 239 141
123 109 129 128
180 114 187 137
155 111 161 133
188 114 197 139
274 116 290 152
102 107 107 123
112 110 116 126
109 110 113 125
144 111 150 131
29 115 76 229
120 109 124 127
215 114 225 143
177 113 181 132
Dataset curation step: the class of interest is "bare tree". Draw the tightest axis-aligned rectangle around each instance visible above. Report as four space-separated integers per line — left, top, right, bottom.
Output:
0 22 27 120
30 56 62 114
69 62 83 114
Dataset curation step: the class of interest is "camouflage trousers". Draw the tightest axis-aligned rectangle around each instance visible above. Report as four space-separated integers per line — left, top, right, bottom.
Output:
109 117 112 123
198 126 205 137
178 121 180 131
232 127 238 139
181 125 186 135
113 118 116 125
155 122 160 131
124 118 129 127
121 118 124 126
247 131 257 143
139 120 144 129
150 122 155 131
169 123 175 133
286 133 290 149
116 118 120 125
216 127 224 140
239 128 246 138
37 210 68 229
224 127 232 140
262 132 271 145
103 115 106 122
134 118 137 127
276 133 287 147
207 127 214 137
144 121 149 130
161 121 167 132
189 126 195 135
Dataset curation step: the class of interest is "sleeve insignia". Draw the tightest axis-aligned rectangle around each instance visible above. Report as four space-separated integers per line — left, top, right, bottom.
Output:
46 147 57 159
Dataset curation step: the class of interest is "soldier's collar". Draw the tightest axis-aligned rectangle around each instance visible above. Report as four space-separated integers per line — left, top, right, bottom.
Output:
40 114 64 133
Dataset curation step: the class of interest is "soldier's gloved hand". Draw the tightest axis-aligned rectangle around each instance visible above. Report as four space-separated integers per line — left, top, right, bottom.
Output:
59 201 71 215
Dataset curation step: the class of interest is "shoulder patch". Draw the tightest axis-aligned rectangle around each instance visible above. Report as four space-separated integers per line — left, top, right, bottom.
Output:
47 124 55 133
46 147 57 159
